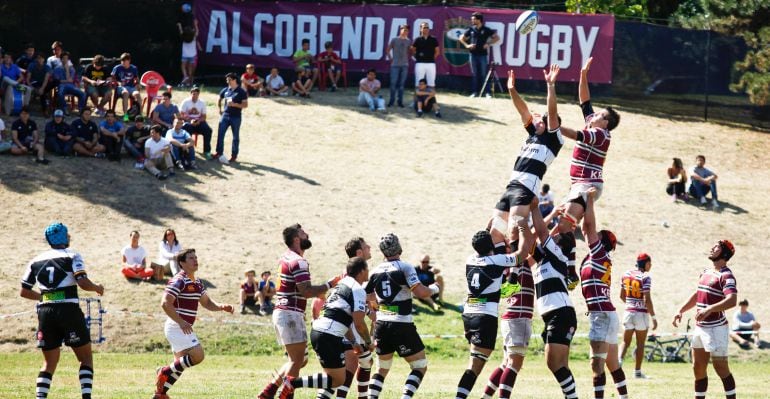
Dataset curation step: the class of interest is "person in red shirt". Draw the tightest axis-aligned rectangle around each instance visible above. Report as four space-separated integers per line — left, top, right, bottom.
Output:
317 41 342 91
240 269 258 314
619 253 657 379
241 64 264 97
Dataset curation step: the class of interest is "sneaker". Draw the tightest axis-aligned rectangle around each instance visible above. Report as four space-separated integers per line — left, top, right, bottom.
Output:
35 158 50 165
485 93 492 99
134 162 144 170
398 102 404 108
229 156 237 163
712 199 720 208
377 107 386 112
435 111 442 118
155 367 170 395
123 114 129 122
330 85 337 92
671 193 678 202
469 93 477 98
699 196 707 205
278 376 295 399
156 173 167 180
417 110 423 118
94 152 106 159
204 152 213 160
259 308 268 316
634 371 649 379
241 305 247 315
168 170 176 177
174 160 183 169
387 101 394 107
188 161 199 170
94 109 106 117
279 92 289 97
218 154 230 165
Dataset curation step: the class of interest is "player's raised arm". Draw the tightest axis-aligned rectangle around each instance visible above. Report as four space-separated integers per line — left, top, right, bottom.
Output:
544 64 578 140
581 187 599 245
507 70 532 126
579 57 592 104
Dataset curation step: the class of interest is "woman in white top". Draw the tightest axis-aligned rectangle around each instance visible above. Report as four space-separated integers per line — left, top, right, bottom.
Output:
156 229 182 276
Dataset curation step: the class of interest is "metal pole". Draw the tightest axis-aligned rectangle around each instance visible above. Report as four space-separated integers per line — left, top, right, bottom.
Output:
704 29 711 121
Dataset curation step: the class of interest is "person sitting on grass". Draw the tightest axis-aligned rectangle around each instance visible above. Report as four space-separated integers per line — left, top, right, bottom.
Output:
99 110 127 161
689 154 720 208
415 254 444 312
292 69 313 98
265 68 289 96
10 107 49 164
729 299 761 348
125 116 151 169
44 109 74 156
240 269 259 314
121 230 155 280
241 64 264 96
71 107 106 158
257 270 276 315
667 157 688 202
165 117 197 170
414 78 441 118
144 125 175 180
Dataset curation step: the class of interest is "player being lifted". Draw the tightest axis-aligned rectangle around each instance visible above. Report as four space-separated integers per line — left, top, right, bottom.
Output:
278 257 373 399
454 229 525 399
20 222 105 399
618 253 657 379
365 233 440 399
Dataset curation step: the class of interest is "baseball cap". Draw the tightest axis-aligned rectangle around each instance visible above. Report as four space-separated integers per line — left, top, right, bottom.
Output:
53 109 64 117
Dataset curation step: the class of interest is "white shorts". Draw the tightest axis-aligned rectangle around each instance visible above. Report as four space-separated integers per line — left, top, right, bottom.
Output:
164 319 201 353
501 318 532 351
691 325 729 357
588 311 619 344
622 312 650 331
566 182 604 205
272 309 307 346
414 63 436 87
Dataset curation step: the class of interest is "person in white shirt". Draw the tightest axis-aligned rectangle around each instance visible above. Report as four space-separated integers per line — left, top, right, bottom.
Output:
265 68 289 96
154 228 183 277
144 125 175 180
538 184 556 228
180 86 213 159
121 231 157 280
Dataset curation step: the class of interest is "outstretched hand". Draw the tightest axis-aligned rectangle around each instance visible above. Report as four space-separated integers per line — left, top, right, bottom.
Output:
507 70 516 90
582 57 593 74
543 64 560 84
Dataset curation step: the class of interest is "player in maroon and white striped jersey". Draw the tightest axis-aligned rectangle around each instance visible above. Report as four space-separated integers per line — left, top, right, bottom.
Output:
154 249 234 399
619 253 657 379
674 240 739 399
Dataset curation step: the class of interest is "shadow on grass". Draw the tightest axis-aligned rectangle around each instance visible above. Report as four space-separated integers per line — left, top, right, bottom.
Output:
678 197 749 215
228 161 321 186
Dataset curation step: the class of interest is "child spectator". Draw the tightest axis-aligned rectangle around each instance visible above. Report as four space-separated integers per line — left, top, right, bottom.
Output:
730 299 761 348
155 228 182 276
111 52 142 122
256 271 276 316
241 64 264 96
265 68 289 96
317 41 342 91
125 116 151 169
666 157 688 201
414 78 441 117
292 69 312 98
121 230 155 280
292 38 318 88
240 269 258 314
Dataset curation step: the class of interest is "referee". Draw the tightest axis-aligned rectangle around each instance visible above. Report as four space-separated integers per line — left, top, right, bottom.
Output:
20 222 105 399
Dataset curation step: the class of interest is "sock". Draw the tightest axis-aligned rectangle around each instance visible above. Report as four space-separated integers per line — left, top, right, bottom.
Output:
163 355 193 393
695 377 708 398
634 369 642 377
554 367 578 399
498 366 518 399
610 368 628 398
368 374 385 399
294 373 332 389
593 372 606 399
454 369 477 399
357 367 371 399
336 371 354 398
317 388 335 399
402 369 424 399
79 365 93 399
260 382 279 399
36 371 53 399
721 374 736 399
482 366 504 399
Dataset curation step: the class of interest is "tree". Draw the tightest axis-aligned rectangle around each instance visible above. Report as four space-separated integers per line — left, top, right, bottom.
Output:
564 0 649 20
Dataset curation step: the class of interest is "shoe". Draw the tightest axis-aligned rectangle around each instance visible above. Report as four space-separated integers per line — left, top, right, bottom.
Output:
278 376 295 399
469 93 477 98
634 371 649 379
204 152 213 160
168 170 176 177
397 103 404 108
123 114 129 122
412 305 418 314
671 193 678 202
152 394 169 399
174 160 183 169
218 154 230 165
377 107 386 112
259 309 268 316
279 92 289 96
417 110 423 118
134 162 144 170
435 111 442 118
485 93 492 99
35 158 50 165
387 101 394 107
330 85 337 92
155 367 170 395
369 105 375 112
241 305 247 315
189 161 199 170
156 173 167 181
94 109 106 117
699 196 707 205
712 199 720 208
95 152 106 159
229 156 237 163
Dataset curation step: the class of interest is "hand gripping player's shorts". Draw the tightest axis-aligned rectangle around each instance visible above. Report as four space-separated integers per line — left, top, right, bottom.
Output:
501 318 532 352
622 311 650 331
566 182 604 208
587 311 619 344
691 324 729 357
272 309 307 345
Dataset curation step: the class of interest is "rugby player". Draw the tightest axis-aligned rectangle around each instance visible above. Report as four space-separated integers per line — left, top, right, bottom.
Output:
619 253 657 378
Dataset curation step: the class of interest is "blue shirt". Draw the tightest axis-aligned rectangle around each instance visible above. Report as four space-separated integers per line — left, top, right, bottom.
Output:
1 63 23 81
111 64 139 87
52 65 77 83
165 128 192 143
100 120 124 133
153 103 180 125
219 86 248 117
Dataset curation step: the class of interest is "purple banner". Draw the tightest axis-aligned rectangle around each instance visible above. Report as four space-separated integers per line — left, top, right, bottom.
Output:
195 1 615 83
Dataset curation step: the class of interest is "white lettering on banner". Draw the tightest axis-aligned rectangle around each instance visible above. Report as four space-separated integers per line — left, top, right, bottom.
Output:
577 26 600 69
363 17 385 60
550 25 572 68
505 24 526 66
503 23 597 69
231 12 251 55
253 14 274 56
486 21 505 65
206 10 229 54
320 15 342 49
388 17 408 41
342 16 363 59
275 14 294 57
297 14 318 53
529 24 550 68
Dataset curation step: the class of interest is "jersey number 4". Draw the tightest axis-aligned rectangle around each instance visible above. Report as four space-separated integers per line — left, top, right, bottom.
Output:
470 272 480 289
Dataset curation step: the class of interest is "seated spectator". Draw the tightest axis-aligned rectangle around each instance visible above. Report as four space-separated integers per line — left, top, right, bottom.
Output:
358 68 385 112
689 154 719 208
144 125 175 180
111 52 142 122
16 44 36 70
0 117 10 154
256 270 276 316
165 117 197 170
152 91 181 130
265 68 289 96
81 55 114 117
120 230 155 280
241 64 264 96
666 157 688 201
413 78 441 118
52 52 86 115
26 54 55 116
99 110 127 161
538 183 556 228
730 299 761 348
240 269 258 314
415 254 444 312
46 41 72 71
180 86 213 159
10 107 49 164
292 38 318 88
44 109 74 156
124 115 150 169
1 53 33 112
71 107 106 158
292 68 312 98
154 228 182 275
317 41 342 91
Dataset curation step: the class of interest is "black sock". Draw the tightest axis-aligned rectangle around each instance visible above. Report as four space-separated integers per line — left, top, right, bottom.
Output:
368 373 385 399
294 373 332 389
610 368 628 397
553 367 578 399
79 365 93 399
695 377 708 398
335 370 353 398
455 369 477 399
721 374 736 399
402 369 424 398
593 372 606 399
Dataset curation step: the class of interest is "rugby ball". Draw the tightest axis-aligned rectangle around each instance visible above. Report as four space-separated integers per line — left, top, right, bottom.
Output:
516 10 539 35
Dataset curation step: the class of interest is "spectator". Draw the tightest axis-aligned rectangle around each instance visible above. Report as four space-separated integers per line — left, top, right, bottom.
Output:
415 254 444 312
99 110 127 161
155 228 182 276
256 270 276 316
152 91 181 130
688 154 720 208
265 68 289 96
81 55 113 117
26 54 54 116
414 78 441 118
71 107 106 158
177 2 198 86
292 38 318 89
538 183 555 222
386 24 411 108
412 22 440 89
0 117 10 153
459 12 500 98
44 109 74 156
46 41 72 71
51 52 86 115
120 230 154 280
214 72 248 164
124 115 150 169
15 44 36 70
730 299 761 348
240 269 259 314
292 68 312 98
1 53 33 110
666 157 688 201
317 41 342 91
111 52 142 122
166 117 197 170
180 86 212 159
241 64 264 96
10 107 49 164
357 68 385 112
144 124 175 180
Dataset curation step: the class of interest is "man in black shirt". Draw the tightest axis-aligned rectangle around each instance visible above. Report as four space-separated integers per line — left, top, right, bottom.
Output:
44 109 74 156
460 12 500 97
10 107 49 164
411 22 440 89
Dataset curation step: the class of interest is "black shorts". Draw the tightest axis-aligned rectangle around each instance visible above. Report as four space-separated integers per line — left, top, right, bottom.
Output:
462 314 499 350
541 307 577 346
495 181 536 212
373 321 425 357
37 303 90 351
310 330 347 369
244 296 257 306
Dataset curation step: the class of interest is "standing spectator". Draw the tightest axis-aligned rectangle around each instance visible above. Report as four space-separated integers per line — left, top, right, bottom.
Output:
413 78 441 118
144 125 175 180
111 52 142 122
240 269 259 314
44 109 74 156
214 73 248 164
357 68 385 112
121 230 154 280
180 86 213 159
166 117 197 170
257 271 276 316
15 44 36 70
459 12 500 98
265 68 289 96
415 254 444 312
292 38 318 89
291 69 313 98
241 64 264 96
386 24 411 108
412 22 440 89
729 299 761 348
27 54 54 116
71 108 106 158
177 3 198 87
2 52 33 110
317 41 342 91
156 229 183 276
125 116 151 169
689 155 720 208
81 55 113 117
52 52 86 115
667 157 688 201
152 92 181 130
10 107 49 164
99 110 127 161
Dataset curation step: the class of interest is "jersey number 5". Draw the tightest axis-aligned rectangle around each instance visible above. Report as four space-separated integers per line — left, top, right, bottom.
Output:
381 280 391 297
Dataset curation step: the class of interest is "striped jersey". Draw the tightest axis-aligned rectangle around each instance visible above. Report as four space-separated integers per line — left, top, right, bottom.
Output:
366 260 420 323
275 249 312 313
462 254 521 317
580 239 615 312
532 236 574 314
508 122 564 194
621 269 651 313
502 260 534 320
165 271 206 325
20 249 88 304
569 101 611 184
312 276 366 338
696 266 738 328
